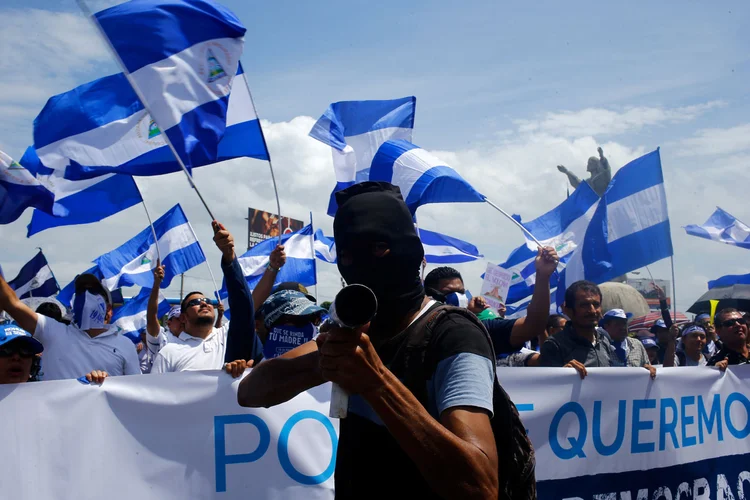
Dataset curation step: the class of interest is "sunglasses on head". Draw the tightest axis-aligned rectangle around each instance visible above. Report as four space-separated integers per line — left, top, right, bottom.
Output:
185 297 212 309
720 317 747 328
0 344 35 358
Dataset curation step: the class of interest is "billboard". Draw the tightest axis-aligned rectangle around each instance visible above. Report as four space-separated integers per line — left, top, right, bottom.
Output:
626 278 671 310
247 208 304 249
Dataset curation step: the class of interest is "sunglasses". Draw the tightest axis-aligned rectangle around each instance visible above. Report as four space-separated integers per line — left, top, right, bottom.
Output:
0 345 35 358
720 318 747 328
185 297 212 309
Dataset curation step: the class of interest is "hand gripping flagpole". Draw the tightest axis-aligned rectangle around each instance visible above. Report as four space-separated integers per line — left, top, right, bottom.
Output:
484 198 543 248
77 0 217 222
239 66 283 246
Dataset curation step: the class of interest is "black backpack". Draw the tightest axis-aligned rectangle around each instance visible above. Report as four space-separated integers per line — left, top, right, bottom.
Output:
389 303 537 500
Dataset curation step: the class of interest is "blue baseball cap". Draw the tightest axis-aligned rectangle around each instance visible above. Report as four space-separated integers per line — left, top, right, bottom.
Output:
640 337 658 349
261 290 325 329
650 319 668 333
600 308 632 326
0 324 43 354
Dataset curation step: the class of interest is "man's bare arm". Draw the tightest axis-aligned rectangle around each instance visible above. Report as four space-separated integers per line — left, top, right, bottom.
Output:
0 275 38 334
146 265 164 338
252 245 286 311
510 247 557 348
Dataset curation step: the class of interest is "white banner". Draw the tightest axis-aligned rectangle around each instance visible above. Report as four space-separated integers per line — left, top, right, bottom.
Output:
0 367 748 499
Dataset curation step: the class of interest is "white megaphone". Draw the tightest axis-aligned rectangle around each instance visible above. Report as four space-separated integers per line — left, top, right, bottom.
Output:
325 284 378 419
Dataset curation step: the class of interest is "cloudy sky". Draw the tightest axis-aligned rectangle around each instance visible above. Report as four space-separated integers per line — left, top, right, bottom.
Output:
0 0 748 312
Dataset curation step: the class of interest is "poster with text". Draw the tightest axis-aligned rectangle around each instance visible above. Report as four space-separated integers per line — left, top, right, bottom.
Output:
247 208 304 249
480 263 513 312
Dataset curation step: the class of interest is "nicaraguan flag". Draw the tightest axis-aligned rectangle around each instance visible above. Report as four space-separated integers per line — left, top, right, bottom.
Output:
94 204 206 290
683 207 750 250
557 149 673 307
8 251 59 299
92 0 246 171
111 287 170 343
498 182 599 304
0 150 59 224
33 64 267 181
368 140 485 215
419 228 482 264
22 147 143 237
309 97 416 215
313 229 337 264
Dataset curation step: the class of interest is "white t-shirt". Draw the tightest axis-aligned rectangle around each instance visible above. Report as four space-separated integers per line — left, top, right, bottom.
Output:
34 315 141 380
150 323 230 374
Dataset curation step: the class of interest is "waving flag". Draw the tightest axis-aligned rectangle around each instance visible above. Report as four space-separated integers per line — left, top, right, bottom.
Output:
309 97 416 215
368 140 485 215
94 204 206 290
498 182 599 304
111 287 170 344
33 64 266 181
22 147 143 237
8 251 59 299
92 0 246 171
684 207 750 250
419 228 483 264
313 230 337 264
557 149 673 306
0 150 58 224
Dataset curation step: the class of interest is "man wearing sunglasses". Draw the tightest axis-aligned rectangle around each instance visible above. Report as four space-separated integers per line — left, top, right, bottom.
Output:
150 221 262 377
707 308 749 370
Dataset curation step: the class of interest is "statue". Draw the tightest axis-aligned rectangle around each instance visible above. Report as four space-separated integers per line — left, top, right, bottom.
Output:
557 147 611 197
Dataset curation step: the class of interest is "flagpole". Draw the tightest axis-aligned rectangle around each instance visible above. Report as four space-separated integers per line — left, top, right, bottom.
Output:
414 214 426 282
484 198 543 247
131 178 162 263
309 212 319 303
36 247 61 293
186 220 220 303
76 0 217 221
670 256 677 320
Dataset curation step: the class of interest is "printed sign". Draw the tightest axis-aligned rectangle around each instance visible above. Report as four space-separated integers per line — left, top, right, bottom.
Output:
627 278 671 310
247 208 304 249
480 262 513 311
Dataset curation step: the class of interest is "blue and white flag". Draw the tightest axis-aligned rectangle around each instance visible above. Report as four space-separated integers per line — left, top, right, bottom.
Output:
94 204 206 290
419 228 482 264
557 149 673 306
220 225 316 310
309 97 416 215
56 266 102 309
313 230 337 264
111 287 170 344
499 182 600 304
93 0 246 171
708 273 750 290
0 150 58 224
33 64 266 181
683 207 750 250
8 251 59 299
22 147 143 237
367 139 485 215
505 292 559 319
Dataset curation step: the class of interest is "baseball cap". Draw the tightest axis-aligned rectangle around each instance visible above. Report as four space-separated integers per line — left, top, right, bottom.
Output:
260 290 325 329
167 307 181 320
603 309 630 320
273 282 316 303
640 337 658 350
476 309 499 321
0 324 43 354
74 273 112 305
650 319 668 333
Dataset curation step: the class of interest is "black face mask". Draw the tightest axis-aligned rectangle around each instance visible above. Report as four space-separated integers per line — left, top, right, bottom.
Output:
334 182 425 333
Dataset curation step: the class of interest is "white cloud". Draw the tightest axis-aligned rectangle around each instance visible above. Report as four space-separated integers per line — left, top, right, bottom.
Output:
515 101 726 138
673 124 750 158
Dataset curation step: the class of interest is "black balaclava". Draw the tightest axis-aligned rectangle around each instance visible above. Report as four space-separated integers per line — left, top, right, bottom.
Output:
334 182 425 335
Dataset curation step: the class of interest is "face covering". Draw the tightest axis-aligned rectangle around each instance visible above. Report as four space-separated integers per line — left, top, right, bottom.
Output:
73 291 107 330
445 290 472 308
334 182 425 333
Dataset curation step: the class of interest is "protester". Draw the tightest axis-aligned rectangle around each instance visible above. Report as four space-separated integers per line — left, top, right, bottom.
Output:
0 272 140 380
601 309 655 377
707 308 749 370
238 182 535 499
497 313 564 367
640 337 659 365
424 247 559 357
672 324 708 367
546 314 567 337
695 313 721 357
150 221 261 376
650 320 671 364
257 290 325 359
0 323 43 384
35 302 66 324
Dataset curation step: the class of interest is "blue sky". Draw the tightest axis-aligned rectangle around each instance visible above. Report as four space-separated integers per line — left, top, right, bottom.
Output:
0 0 749 312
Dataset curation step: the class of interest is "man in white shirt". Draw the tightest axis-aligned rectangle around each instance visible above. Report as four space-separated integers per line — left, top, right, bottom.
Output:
0 272 140 381
150 220 257 378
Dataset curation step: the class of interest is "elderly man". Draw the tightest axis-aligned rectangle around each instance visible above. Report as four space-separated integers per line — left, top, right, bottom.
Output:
708 308 749 370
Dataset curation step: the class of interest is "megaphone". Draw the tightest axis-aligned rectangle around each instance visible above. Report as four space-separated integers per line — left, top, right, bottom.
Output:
325 284 378 419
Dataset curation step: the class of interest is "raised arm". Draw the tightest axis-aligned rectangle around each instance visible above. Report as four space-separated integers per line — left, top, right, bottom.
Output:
146 264 165 338
213 221 263 364
252 245 286 311
0 274 38 334
509 247 558 347
557 164 581 189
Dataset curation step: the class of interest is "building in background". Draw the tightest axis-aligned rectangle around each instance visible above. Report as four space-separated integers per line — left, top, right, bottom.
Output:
626 278 671 311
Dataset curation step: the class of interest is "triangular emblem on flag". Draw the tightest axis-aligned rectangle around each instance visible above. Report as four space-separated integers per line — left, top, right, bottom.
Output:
141 256 152 265
147 119 161 139
8 161 24 170
206 48 227 83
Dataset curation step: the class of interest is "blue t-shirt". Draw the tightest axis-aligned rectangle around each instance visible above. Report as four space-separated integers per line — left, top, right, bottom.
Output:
262 323 317 359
